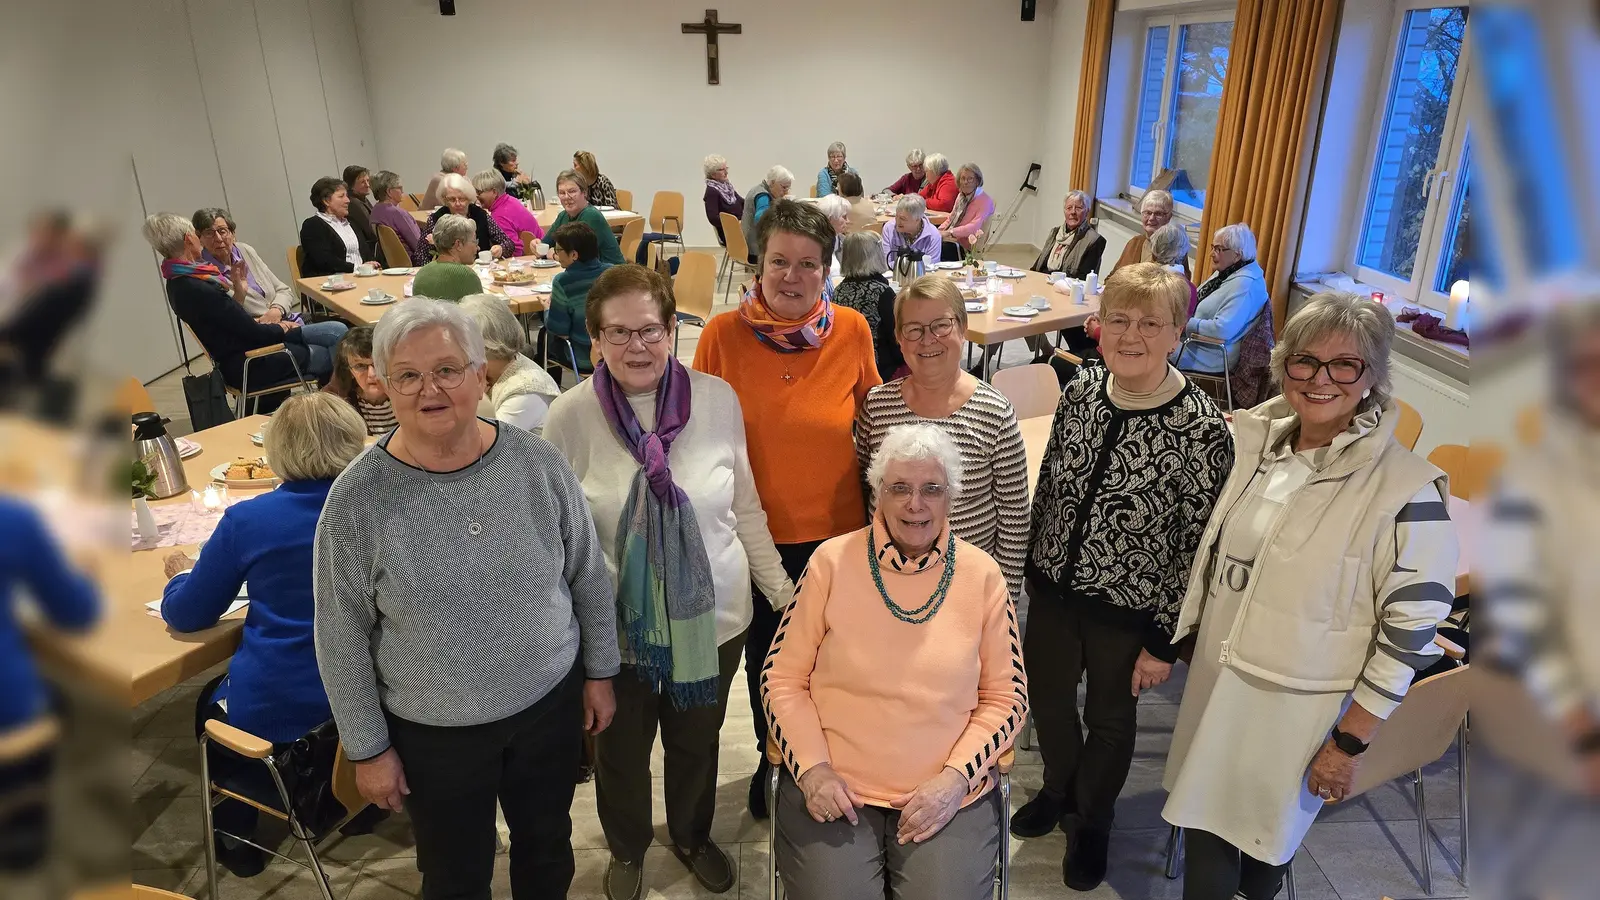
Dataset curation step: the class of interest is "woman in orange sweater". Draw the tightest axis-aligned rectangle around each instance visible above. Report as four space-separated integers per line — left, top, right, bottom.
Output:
762 423 1028 899
693 199 881 819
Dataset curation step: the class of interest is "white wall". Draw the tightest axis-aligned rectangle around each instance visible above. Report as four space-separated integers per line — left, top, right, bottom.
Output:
1030 0 1090 241
356 0 1055 249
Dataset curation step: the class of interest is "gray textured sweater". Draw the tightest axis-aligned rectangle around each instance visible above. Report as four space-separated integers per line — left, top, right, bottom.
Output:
314 422 621 761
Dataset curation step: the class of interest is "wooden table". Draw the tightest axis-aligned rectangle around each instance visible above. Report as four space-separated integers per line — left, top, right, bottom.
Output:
961 270 1099 378
802 196 948 227
409 205 643 234
296 258 555 325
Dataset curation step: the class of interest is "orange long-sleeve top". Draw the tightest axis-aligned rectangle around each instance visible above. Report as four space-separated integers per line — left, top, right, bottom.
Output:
692 307 881 544
761 516 1029 808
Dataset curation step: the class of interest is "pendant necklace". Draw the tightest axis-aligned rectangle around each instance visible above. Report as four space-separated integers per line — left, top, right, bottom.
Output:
781 363 795 386
400 429 487 536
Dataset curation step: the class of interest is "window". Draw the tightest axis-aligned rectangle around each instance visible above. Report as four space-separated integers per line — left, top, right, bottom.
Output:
1354 5 1470 307
1127 14 1234 212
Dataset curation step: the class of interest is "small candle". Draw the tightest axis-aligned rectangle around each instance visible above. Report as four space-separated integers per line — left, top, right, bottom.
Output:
1446 280 1470 329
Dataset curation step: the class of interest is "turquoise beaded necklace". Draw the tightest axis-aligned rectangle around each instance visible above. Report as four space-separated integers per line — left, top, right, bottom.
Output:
867 524 957 624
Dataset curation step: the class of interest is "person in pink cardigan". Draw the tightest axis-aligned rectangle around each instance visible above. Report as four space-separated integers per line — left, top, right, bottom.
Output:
472 170 544 257
937 164 996 262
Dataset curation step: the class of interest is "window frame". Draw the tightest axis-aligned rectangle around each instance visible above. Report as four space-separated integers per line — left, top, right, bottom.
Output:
1349 1 1473 311
1124 8 1236 219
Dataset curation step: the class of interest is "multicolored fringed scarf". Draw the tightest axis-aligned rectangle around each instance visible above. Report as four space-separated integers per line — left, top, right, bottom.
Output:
160 258 228 288
737 281 834 353
593 357 719 709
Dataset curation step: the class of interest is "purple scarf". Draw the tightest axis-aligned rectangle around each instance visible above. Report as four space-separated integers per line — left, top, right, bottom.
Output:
707 178 740 206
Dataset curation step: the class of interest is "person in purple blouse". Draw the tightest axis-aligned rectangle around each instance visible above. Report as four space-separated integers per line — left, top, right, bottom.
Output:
473 169 544 257
368 170 429 266
879 194 941 269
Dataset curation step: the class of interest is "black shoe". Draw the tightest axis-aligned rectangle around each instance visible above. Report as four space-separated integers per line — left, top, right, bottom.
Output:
672 840 735 894
1009 791 1065 838
215 834 266 878
603 856 643 900
748 759 770 820
1063 827 1110 892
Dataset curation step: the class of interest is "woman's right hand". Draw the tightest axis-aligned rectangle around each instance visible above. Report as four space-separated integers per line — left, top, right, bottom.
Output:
354 747 410 811
797 762 862 825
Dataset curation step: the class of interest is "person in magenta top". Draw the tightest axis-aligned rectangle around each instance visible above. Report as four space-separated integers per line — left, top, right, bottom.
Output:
368 170 429 266
474 169 544 257
918 153 958 213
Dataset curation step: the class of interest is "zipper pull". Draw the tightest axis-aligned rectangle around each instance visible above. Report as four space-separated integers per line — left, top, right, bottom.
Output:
1219 640 1230 664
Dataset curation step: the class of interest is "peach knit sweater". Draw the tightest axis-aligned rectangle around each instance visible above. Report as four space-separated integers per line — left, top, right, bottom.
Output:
761 515 1029 808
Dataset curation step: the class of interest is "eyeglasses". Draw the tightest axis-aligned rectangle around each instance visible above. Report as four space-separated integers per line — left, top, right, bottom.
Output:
1210 244 1229 253
899 318 958 342
1101 314 1172 338
884 483 948 501
348 361 375 374
201 226 232 238
1285 354 1367 385
386 363 469 395
599 324 668 345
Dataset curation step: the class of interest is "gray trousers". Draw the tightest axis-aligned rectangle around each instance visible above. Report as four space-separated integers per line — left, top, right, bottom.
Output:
774 771 1000 900
594 633 745 863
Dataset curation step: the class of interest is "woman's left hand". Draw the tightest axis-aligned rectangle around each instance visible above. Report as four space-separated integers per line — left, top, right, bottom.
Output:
490 245 504 259
163 552 197 580
1306 739 1360 803
583 678 616 735
889 766 968 844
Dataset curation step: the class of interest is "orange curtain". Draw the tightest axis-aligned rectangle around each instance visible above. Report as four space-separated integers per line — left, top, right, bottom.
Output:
1067 0 1117 193
1196 0 1342 335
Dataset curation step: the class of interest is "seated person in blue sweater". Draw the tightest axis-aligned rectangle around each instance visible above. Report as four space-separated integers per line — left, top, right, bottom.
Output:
160 392 371 877
535 221 612 383
0 498 97 873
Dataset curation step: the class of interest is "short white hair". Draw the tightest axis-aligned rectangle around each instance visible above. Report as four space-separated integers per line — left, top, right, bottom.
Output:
923 153 950 177
432 214 477 254
1212 222 1258 261
703 154 728 177
1149 222 1190 265
441 148 467 172
816 194 850 225
373 297 487 381
458 293 525 361
905 148 925 168
827 141 847 156
436 173 474 203
766 165 793 188
141 212 193 258
866 424 966 502
1139 188 1174 214
895 194 927 219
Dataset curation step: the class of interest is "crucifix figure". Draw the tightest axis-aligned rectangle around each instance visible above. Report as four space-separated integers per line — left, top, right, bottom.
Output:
681 9 741 85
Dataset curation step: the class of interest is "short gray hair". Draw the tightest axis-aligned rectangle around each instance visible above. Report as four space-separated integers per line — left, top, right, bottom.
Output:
1271 290 1394 410
1213 222 1258 261
840 231 885 279
262 392 367 482
191 207 235 236
895 194 927 219
827 141 847 156
555 168 583 192
471 169 505 199
458 293 525 361
492 143 517 167
370 170 402 201
1139 189 1174 214
436 173 473 204
440 148 467 172
956 163 984 187
1064 190 1091 210
1149 222 1190 265
432 214 477 254
142 212 193 258
703 154 728 177
816 194 850 226
905 148 925 168
923 153 950 177
866 424 966 502
373 297 487 381
765 165 793 188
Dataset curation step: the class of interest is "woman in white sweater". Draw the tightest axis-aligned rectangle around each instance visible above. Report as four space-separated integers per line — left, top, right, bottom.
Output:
458 294 561 435
543 264 792 900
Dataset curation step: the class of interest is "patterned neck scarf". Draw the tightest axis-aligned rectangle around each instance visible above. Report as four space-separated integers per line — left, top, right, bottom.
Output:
159 257 227 288
592 357 719 709
1198 258 1250 303
738 280 834 353
707 178 740 206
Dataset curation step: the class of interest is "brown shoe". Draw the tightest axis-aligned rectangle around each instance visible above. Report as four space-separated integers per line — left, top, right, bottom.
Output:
603 856 643 900
672 840 735 894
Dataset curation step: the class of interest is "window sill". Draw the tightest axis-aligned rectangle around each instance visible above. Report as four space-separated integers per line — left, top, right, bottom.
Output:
1290 278 1470 385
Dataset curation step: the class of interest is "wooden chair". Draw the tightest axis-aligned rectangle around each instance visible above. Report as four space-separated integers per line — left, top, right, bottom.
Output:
719 213 759 300
808 184 818 198
1427 442 1508 500
286 246 321 319
398 194 420 212
649 190 686 256
990 363 1061 419
133 887 192 899
1394 397 1424 451
406 193 425 208
671 251 717 355
518 230 541 258
614 189 633 212
116 376 156 415
1515 405 1543 446
192 328 316 418
375 224 411 269
619 219 646 266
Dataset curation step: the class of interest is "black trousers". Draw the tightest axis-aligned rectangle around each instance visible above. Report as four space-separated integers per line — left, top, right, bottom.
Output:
1021 595 1145 830
1183 828 1289 900
596 634 746 863
746 540 826 750
194 676 281 847
940 240 965 262
0 736 54 871
388 665 584 900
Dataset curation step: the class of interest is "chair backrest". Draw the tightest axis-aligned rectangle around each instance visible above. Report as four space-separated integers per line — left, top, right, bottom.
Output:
673 251 718 323
398 194 420 212
116 376 156 415
1516 405 1543 446
1426 442 1507 500
809 184 819 198
518 230 539 257
1393 397 1423 451
331 743 367 819
407 193 424 208
286 246 304 283
619 218 645 265
649 190 685 235
1472 665 1586 793
615 188 634 212
990 364 1062 420
1348 664 1469 797
375 224 410 269
721 212 751 263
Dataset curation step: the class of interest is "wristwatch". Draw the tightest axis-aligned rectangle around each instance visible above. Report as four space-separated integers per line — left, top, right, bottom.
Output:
1329 727 1369 756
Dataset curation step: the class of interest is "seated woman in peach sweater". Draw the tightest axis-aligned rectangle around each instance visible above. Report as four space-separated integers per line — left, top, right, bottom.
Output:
761 424 1029 900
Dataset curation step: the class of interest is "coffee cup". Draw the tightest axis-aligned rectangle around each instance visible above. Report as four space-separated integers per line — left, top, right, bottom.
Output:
477 250 492 265
356 263 377 276
983 260 1000 275
534 241 549 257
367 288 384 301
1027 295 1050 310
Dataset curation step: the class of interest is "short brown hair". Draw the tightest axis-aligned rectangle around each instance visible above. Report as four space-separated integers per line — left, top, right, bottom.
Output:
552 222 598 261
836 171 864 198
1099 262 1191 328
756 200 834 263
309 176 345 212
894 275 968 332
327 325 377 404
341 165 369 192
585 264 676 339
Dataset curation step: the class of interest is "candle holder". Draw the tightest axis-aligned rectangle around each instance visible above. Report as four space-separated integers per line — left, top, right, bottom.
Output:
190 484 230 514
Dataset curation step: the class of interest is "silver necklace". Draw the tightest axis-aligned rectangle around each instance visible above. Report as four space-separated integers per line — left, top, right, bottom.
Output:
400 430 487 536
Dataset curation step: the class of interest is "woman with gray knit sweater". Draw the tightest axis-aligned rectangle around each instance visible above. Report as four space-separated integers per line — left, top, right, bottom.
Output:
314 297 621 899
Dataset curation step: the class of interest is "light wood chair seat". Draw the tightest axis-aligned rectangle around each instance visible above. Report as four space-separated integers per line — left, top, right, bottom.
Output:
375 224 411 269
672 251 718 354
619 219 645 265
614 188 634 212
990 363 1061 419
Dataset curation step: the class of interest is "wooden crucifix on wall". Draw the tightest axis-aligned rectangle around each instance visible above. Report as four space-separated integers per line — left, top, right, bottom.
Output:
681 9 741 85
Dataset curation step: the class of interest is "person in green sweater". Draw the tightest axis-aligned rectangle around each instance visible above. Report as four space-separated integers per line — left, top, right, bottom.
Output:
412 213 484 301
538 221 613 381
546 169 625 266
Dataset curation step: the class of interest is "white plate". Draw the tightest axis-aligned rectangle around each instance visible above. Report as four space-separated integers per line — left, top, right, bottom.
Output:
531 283 554 294
210 461 278 488
530 259 560 268
595 205 616 212
176 437 202 459
964 301 988 313
381 267 411 275
320 281 357 291
996 269 1027 279
354 269 381 277
933 261 962 270
359 293 396 305
1001 306 1040 317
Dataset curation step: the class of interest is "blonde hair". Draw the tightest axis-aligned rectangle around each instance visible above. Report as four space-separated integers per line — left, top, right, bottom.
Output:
894 274 969 331
1099 262 1191 328
1271 290 1394 409
263 392 367 482
573 150 599 183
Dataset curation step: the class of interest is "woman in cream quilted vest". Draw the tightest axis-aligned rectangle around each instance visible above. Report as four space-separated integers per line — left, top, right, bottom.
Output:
1161 291 1459 900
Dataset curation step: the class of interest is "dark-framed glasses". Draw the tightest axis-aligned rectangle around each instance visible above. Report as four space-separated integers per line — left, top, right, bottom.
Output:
600 324 668 345
1101 313 1172 338
898 318 958 342
386 364 468 395
884 483 949 501
1285 354 1367 385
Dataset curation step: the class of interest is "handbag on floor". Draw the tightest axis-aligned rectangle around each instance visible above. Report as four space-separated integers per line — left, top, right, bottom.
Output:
178 324 234 430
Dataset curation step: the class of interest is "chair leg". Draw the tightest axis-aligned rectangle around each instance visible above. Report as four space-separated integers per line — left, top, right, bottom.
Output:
997 771 1011 899
1416 768 1432 895
1164 825 1182 879
264 759 337 900
768 765 781 900
199 737 222 900
237 358 250 419
1458 717 1469 887
1285 856 1297 900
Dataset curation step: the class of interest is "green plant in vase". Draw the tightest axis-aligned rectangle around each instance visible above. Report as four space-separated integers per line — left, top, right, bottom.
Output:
130 456 158 501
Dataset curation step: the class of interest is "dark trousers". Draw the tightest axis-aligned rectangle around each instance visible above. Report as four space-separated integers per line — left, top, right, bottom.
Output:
596 634 746 863
194 677 279 846
940 240 965 262
746 541 826 748
388 665 584 900
0 737 54 871
1183 828 1289 900
1022 595 1145 830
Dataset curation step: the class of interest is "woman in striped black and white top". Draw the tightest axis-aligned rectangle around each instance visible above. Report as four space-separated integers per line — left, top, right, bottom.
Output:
853 276 1029 601
324 326 397 435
